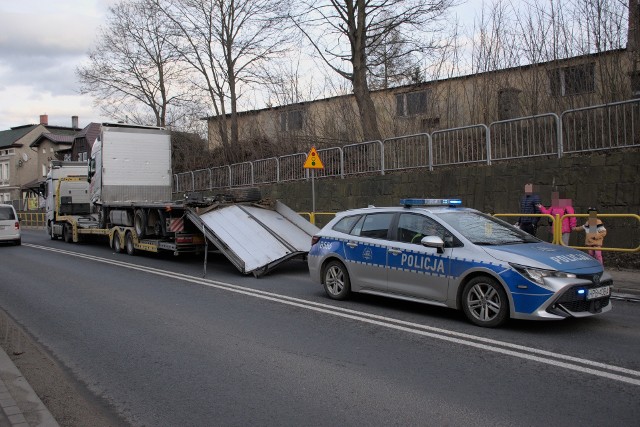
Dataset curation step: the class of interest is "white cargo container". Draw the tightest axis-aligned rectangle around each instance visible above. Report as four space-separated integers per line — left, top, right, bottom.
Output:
89 123 172 204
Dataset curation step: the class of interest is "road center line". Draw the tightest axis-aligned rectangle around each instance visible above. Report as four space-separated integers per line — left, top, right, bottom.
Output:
26 243 640 386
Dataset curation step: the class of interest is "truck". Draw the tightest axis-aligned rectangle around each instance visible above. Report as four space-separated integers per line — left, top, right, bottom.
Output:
45 160 93 242
45 123 318 276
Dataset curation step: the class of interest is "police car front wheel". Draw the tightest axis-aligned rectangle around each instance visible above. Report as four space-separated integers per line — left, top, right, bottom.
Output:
323 260 351 300
462 277 509 328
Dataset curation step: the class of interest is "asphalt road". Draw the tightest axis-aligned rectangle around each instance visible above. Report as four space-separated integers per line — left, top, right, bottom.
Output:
1 230 639 426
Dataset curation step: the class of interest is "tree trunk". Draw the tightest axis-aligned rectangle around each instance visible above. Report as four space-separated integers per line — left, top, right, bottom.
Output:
351 0 382 142
352 66 382 141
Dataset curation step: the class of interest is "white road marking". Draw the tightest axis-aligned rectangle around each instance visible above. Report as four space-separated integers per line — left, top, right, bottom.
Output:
25 243 640 386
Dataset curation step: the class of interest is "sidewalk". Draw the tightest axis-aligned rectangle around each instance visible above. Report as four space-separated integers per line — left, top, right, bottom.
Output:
609 268 640 299
0 348 58 427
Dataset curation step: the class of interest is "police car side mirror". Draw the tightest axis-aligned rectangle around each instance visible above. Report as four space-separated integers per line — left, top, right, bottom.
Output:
421 236 445 254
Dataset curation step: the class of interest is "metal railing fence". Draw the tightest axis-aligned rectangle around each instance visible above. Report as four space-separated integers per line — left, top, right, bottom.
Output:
431 124 489 167
562 99 640 154
174 99 640 193
343 140 384 176
490 114 560 161
384 133 432 172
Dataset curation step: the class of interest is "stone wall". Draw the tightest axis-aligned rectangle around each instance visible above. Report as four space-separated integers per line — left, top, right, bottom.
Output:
256 149 640 248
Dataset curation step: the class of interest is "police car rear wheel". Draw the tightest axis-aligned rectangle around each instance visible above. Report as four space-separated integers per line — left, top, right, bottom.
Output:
462 277 508 328
323 260 351 300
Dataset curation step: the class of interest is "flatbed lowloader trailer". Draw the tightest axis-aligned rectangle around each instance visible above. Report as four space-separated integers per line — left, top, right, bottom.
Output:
50 191 318 276
44 124 318 275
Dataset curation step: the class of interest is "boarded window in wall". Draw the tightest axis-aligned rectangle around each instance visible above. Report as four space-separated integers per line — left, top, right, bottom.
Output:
280 110 304 132
549 63 595 97
498 88 522 120
396 90 429 116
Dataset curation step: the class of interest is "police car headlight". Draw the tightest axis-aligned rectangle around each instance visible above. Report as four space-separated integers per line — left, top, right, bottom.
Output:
510 264 576 288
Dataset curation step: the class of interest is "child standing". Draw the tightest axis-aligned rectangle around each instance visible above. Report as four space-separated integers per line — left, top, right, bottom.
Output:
573 207 607 264
536 192 576 245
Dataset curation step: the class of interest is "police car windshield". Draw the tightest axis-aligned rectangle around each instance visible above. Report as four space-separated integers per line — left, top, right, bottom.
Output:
436 211 538 245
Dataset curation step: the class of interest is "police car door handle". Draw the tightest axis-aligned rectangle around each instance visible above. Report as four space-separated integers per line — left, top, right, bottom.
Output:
388 248 401 255
346 242 358 248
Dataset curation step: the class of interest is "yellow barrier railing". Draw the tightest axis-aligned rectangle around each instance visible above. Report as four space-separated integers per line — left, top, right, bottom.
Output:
494 212 640 253
17 212 46 228
298 212 337 227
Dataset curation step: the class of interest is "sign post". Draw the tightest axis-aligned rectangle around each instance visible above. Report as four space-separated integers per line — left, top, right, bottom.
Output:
303 147 324 217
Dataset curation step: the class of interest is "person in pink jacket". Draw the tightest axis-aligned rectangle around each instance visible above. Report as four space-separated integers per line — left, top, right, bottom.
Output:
536 192 576 245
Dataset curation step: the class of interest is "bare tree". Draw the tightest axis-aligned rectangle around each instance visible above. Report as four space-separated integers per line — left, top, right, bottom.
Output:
367 21 425 89
156 0 291 163
76 0 189 127
291 0 454 142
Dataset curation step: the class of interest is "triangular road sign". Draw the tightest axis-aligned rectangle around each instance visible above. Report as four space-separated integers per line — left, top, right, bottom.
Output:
303 146 324 169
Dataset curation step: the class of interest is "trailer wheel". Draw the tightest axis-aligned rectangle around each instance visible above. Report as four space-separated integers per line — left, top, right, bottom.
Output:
134 209 147 238
63 225 73 243
125 231 136 256
112 231 122 253
231 187 261 202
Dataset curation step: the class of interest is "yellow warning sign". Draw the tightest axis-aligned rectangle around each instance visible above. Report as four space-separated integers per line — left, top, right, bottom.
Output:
303 147 324 169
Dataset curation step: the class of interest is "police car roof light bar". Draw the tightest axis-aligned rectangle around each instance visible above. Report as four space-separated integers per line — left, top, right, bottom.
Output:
400 198 463 208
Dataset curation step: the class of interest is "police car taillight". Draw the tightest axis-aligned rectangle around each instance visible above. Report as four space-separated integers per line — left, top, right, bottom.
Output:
400 198 463 208
311 235 321 246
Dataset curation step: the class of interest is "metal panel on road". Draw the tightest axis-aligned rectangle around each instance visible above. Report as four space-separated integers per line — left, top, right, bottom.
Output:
193 202 319 275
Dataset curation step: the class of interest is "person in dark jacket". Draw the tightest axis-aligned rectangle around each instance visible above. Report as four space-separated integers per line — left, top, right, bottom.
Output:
516 183 541 235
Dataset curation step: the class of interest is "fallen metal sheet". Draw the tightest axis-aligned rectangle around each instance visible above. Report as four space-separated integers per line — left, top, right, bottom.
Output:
187 201 319 275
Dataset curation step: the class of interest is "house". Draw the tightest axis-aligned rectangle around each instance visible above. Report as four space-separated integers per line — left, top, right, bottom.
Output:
70 122 101 162
0 115 80 205
206 49 635 153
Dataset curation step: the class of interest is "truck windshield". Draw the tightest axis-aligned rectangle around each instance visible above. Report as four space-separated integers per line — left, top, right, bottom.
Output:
436 211 539 245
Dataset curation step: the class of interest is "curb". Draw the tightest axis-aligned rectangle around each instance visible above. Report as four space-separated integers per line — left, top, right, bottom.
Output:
0 346 58 427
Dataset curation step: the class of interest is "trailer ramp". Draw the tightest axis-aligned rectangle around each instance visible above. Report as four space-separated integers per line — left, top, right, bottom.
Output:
186 200 319 276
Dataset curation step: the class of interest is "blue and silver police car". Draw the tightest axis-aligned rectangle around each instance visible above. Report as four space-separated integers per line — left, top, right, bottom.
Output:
307 198 612 327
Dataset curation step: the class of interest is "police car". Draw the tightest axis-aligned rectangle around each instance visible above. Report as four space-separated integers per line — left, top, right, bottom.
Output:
307 199 612 327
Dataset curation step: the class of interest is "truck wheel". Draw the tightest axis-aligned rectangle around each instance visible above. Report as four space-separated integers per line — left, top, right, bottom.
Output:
63 225 73 243
125 231 136 256
134 209 147 238
112 231 122 253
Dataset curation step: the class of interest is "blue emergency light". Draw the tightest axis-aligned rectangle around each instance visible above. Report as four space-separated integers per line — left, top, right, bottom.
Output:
400 198 463 208
577 289 586 295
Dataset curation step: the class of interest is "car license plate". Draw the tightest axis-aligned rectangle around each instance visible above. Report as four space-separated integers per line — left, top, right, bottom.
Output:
587 286 610 300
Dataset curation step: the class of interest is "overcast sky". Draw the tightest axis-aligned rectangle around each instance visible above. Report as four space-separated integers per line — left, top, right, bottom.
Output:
0 0 119 130
0 0 481 132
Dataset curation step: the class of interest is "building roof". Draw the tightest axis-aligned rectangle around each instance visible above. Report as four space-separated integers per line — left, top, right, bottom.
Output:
30 133 75 148
0 125 39 148
74 122 101 147
1 122 80 149
205 48 626 120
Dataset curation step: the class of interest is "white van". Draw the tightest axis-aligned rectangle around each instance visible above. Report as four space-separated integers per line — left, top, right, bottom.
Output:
0 204 21 245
